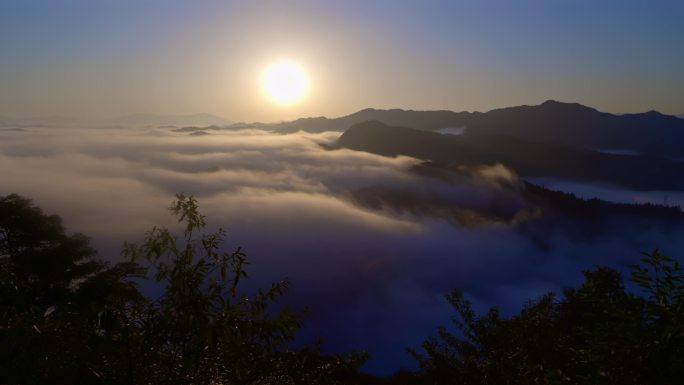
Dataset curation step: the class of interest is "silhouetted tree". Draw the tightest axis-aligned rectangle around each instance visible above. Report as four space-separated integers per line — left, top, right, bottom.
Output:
411 249 684 385
0 193 144 383
122 193 366 383
1 193 367 384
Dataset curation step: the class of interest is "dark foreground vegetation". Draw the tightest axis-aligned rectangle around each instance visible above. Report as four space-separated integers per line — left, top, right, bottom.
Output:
1 193 683 384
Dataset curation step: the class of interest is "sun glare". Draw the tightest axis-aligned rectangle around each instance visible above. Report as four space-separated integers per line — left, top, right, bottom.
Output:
261 60 309 105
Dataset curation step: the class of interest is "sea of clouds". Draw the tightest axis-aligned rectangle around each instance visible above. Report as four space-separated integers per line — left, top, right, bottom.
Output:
1 125 682 374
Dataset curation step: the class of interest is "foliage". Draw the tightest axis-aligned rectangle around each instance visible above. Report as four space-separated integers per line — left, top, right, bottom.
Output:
0 193 144 383
122 193 367 384
411 249 684 384
0 193 365 384
6 191 684 384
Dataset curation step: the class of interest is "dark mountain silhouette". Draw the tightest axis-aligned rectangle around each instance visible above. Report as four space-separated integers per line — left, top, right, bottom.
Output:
178 100 684 159
271 101 684 159
465 100 684 159
175 125 210 133
173 121 272 133
189 130 210 136
323 101 684 159
144 100 684 191
176 108 475 133
270 108 475 133
336 120 684 190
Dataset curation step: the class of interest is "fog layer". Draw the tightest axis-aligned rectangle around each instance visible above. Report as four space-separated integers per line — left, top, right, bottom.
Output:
1 126 681 374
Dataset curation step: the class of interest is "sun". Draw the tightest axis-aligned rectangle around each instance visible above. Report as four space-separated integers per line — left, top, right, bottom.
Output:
261 60 309 105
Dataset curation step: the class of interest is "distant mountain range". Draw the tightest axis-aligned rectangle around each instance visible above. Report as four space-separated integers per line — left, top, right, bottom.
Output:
267 108 474 133
0 115 83 128
169 101 684 191
179 101 684 159
109 113 232 127
330 101 684 159
174 108 475 133
0 113 232 128
6 101 683 192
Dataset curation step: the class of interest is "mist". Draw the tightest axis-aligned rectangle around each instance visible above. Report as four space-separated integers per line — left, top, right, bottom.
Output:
1 125 682 374
529 177 684 208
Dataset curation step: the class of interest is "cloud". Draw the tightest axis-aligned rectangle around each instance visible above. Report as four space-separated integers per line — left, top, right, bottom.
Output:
0 126 682 374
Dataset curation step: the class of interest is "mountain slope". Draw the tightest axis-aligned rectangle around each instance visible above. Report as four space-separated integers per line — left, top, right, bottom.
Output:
268 108 475 133
174 100 684 159
465 100 684 158
286 101 684 158
337 121 684 190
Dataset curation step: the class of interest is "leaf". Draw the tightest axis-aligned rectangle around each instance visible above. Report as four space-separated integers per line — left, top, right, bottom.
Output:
43 306 56 318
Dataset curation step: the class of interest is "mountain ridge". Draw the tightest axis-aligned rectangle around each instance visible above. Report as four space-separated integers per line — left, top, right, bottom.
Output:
336 120 684 191
177 100 684 158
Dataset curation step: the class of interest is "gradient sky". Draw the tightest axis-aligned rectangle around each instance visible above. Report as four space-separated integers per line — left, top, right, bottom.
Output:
1 0 683 121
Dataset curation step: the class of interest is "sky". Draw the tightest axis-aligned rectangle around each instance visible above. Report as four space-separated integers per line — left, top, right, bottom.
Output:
1 0 683 121
2 1 684 374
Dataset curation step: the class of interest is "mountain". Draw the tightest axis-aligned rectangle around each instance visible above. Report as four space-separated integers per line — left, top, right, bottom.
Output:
328 101 684 158
172 100 684 159
110 113 232 127
464 100 684 159
348 160 683 242
177 108 474 133
336 120 684 190
284 101 684 158
357 102 681 157
268 108 475 133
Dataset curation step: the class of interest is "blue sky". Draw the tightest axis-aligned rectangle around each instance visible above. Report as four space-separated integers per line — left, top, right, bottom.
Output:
1 0 683 120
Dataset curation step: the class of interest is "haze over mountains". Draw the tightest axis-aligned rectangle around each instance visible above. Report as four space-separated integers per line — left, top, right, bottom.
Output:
180 100 684 157
260 100 684 154
0 112 232 128
109 112 232 127
3 99 684 375
331 101 684 160
174 100 684 192
337 120 684 191
161 99 684 240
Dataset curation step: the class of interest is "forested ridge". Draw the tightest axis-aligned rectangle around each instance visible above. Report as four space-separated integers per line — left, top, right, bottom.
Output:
2 193 683 384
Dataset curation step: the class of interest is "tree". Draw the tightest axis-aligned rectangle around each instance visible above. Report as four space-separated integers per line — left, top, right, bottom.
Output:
0 193 143 384
631 249 684 382
122 193 366 384
411 250 684 384
1 193 367 384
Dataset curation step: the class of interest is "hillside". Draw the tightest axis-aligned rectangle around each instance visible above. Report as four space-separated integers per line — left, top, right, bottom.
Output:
274 100 684 160
336 120 684 190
